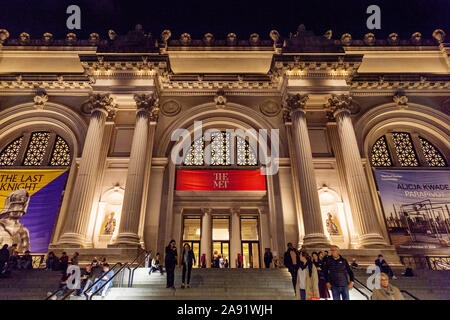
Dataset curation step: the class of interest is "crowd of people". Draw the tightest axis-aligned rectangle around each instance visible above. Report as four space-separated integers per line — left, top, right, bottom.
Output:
283 243 404 300
48 255 114 299
1 239 410 300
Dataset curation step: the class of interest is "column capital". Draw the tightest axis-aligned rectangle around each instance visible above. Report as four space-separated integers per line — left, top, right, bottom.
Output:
325 94 354 117
201 208 212 215
285 93 308 114
230 208 240 215
134 93 160 121
88 93 117 119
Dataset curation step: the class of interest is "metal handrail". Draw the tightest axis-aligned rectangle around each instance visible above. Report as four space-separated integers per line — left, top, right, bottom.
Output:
354 276 420 300
45 262 122 300
128 251 151 287
83 262 122 299
400 290 420 300
88 262 129 300
60 289 76 300
353 286 370 300
125 249 149 287
45 287 65 300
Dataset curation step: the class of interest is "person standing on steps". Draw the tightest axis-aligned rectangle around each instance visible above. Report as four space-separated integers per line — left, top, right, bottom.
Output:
312 251 329 299
323 245 354 300
296 251 319 300
284 242 300 293
180 243 196 289
264 248 273 268
165 240 177 289
200 254 206 268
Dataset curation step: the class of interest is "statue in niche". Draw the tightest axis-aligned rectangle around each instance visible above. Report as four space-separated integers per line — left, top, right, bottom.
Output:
326 212 340 235
102 212 116 235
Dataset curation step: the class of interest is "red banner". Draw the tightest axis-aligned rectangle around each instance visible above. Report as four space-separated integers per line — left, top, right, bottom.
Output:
176 170 266 191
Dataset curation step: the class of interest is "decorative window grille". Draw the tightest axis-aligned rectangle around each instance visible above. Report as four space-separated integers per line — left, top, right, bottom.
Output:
50 136 71 166
183 132 257 166
419 136 447 167
0 132 71 167
23 132 51 166
392 132 419 167
0 137 23 166
370 136 392 167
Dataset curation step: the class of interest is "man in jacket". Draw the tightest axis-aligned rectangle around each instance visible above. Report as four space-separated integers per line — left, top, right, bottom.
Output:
284 242 300 293
180 243 196 288
323 245 354 300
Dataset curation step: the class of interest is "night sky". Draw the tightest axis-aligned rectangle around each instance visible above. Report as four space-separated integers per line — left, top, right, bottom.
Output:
0 0 449 41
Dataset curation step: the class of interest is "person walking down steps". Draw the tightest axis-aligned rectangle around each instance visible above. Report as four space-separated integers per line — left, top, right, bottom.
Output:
180 243 196 289
165 240 178 289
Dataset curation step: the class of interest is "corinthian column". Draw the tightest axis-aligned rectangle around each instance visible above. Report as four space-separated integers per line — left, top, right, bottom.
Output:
230 208 241 268
326 94 386 247
58 94 116 247
285 94 329 247
115 94 159 246
200 208 212 267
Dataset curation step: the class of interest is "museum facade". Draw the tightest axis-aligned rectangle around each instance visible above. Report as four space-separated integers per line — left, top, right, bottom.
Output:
0 25 449 268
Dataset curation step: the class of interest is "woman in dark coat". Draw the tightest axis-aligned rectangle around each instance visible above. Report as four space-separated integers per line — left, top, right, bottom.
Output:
312 251 330 299
165 240 178 289
180 243 196 288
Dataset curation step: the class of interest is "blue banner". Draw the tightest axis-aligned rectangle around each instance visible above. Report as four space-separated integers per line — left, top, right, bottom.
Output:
0 169 68 253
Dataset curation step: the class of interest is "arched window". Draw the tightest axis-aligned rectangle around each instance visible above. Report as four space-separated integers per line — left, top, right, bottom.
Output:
370 131 447 168
183 131 258 166
0 131 72 167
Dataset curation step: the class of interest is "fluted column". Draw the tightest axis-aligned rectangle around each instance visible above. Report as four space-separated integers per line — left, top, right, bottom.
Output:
230 208 241 268
285 94 329 247
115 94 159 246
58 94 116 247
326 94 386 247
200 208 212 267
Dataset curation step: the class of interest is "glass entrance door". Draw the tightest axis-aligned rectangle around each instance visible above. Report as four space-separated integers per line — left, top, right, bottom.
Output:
212 216 230 268
212 241 230 268
242 241 260 268
182 216 201 268
240 216 260 268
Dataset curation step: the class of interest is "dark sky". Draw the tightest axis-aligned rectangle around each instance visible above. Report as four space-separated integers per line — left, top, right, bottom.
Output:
1 0 449 40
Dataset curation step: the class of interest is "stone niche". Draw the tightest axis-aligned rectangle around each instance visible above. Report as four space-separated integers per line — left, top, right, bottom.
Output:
93 186 124 248
318 187 349 249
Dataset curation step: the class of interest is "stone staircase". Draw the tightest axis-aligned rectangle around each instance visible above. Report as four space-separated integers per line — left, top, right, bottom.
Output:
352 268 450 300
89 268 298 300
1 267 449 300
0 269 62 300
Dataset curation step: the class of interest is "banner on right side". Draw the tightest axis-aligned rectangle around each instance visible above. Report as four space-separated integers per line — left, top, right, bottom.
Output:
374 169 450 255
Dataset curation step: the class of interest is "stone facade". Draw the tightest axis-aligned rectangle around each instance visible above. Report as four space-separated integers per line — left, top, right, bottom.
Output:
0 25 449 266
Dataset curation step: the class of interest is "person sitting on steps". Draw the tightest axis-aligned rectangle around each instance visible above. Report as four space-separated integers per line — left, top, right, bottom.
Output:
149 252 164 275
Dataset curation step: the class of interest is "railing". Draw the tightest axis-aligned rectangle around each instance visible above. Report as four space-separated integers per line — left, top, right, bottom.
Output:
400 255 450 271
88 262 129 300
400 290 420 300
352 278 370 300
353 276 420 300
45 262 123 300
83 262 123 300
128 251 151 287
